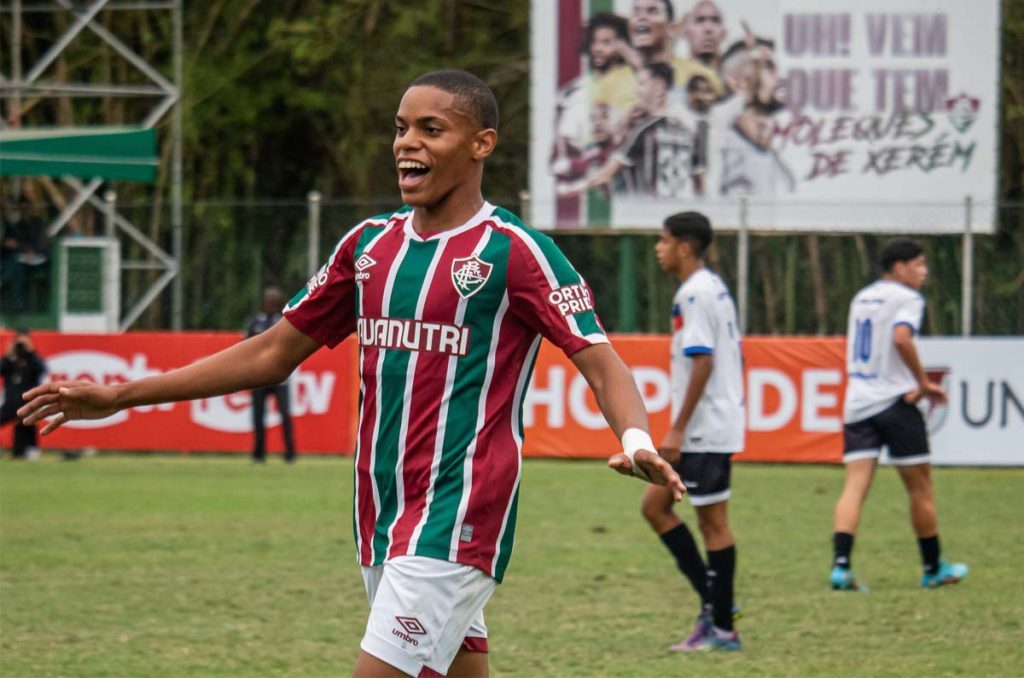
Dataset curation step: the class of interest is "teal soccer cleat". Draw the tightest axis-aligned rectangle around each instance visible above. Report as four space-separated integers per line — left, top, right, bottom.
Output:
831 566 868 591
921 560 968 588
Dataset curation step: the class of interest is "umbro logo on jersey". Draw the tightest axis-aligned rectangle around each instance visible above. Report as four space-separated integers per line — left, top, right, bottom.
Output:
451 255 493 299
355 253 377 271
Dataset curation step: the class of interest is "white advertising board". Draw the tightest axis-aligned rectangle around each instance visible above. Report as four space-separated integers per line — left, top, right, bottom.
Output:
918 338 1024 466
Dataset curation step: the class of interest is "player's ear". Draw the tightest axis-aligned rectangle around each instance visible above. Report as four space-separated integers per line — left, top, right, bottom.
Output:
471 128 497 161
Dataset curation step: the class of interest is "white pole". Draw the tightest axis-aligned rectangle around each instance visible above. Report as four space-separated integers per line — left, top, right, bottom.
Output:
738 197 749 334
961 195 974 337
104 190 117 237
171 0 184 331
307 191 322 276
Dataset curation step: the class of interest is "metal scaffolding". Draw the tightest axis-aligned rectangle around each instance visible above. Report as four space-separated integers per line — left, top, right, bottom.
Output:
1 0 183 330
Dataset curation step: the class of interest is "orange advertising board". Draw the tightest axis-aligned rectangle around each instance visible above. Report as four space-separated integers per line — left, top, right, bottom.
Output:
0 331 358 454
1 331 845 462
522 335 846 463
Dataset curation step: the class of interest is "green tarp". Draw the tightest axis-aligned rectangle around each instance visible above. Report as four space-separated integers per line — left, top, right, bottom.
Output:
0 127 157 183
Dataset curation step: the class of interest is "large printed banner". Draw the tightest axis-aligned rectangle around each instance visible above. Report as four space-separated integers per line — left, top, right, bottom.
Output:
0 331 357 454
1 332 1020 465
523 335 1024 466
530 0 1000 232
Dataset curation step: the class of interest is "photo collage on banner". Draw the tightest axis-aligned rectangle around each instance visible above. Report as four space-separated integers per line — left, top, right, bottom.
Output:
530 0 1000 232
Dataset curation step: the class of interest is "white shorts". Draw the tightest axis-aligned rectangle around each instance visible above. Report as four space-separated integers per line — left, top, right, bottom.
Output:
360 555 495 677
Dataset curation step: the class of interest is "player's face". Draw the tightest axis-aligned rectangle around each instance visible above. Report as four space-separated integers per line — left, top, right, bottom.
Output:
684 1 725 58
630 0 670 50
655 229 685 273
895 255 929 290
393 86 488 208
590 26 618 69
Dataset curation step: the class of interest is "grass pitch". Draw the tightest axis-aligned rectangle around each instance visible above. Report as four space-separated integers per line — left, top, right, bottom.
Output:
1 456 1021 677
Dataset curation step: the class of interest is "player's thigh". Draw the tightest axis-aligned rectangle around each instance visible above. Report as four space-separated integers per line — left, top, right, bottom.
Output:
676 452 733 508
843 415 883 464
876 399 930 467
360 556 494 677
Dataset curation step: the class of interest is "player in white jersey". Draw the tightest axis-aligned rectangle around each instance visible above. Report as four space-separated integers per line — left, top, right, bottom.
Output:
831 238 968 592
644 211 744 652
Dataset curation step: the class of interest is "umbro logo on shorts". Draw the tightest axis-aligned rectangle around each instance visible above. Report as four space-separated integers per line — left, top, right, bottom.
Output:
393 616 427 646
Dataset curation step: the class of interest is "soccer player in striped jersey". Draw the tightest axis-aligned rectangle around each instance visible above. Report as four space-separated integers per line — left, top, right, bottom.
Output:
18 70 684 677
831 238 968 592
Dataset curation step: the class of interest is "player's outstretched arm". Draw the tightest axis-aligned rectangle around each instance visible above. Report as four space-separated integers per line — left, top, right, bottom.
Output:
18 318 321 435
570 343 685 501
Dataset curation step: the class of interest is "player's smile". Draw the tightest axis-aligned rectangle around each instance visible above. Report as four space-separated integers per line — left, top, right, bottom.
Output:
397 158 431 192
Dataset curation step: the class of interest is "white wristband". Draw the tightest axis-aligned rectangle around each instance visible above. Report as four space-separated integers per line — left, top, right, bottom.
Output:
621 428 655 482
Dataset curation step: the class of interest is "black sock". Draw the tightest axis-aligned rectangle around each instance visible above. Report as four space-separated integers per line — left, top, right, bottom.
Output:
918 535 940 575
833 532 854 570
707 545 736 632
659 524 709 606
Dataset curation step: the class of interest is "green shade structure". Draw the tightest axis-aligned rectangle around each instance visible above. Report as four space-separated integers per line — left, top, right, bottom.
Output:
0 127 157 183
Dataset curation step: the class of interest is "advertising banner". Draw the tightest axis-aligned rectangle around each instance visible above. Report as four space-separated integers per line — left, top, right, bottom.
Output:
0 331 357 454
530 0 1000 232
2 332 1019 465
523 335 848 462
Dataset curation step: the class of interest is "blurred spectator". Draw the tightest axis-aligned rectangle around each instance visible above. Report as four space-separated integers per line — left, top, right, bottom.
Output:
1 195 50 315
1 330 47 460
246 286 296 464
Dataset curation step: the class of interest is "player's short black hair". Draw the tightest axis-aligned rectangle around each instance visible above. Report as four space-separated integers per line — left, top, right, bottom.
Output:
664 211 713 256
644 61 674 89
881 238 925 272
582 12 629 53
409 69 499 130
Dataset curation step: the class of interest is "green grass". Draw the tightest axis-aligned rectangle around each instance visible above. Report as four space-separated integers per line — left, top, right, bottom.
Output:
2 456 1022 677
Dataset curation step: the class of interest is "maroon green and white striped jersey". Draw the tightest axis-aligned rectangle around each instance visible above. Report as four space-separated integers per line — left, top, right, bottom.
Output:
284 202 607 581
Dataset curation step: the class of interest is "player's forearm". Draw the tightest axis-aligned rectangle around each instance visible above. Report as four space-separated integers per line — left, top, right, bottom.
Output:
113 333 294 410
672 355 713 433
572 344 650 436
894 339 928 385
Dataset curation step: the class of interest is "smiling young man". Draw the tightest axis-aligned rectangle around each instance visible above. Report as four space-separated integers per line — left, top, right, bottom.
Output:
831 238 967 592
644 212 744 652
18 70 683 677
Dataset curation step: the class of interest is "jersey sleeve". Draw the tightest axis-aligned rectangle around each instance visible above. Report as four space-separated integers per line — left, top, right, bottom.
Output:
283 225 363 348
507 230 608 357
893 295 925 335
680 289 717 356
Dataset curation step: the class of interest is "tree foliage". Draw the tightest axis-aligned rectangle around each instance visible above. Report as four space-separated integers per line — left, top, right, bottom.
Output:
1 1 1020 332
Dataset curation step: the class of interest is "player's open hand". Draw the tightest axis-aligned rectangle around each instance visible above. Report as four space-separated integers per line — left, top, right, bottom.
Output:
608 449 686 501
17 381 120 435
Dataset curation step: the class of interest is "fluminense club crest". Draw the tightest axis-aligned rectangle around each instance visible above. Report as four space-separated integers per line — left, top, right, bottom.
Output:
451 255 493 299
945 93 980 133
